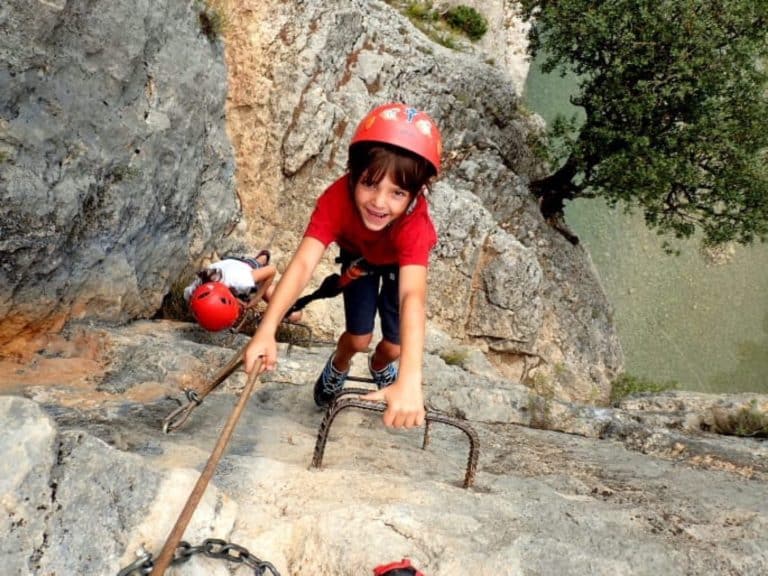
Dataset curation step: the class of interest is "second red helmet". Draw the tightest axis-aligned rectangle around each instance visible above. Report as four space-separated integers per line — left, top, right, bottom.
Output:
189 281 241 332
350 103 442 175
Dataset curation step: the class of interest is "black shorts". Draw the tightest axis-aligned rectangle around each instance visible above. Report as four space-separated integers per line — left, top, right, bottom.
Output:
225 255 262 270
340 252 400 345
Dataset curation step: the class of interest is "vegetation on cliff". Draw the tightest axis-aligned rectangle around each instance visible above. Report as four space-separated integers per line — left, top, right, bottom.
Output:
520 0 768 249
385 1 489 49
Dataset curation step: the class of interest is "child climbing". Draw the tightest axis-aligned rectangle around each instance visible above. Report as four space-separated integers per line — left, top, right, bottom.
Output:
243 102 442 429
185 251 300 331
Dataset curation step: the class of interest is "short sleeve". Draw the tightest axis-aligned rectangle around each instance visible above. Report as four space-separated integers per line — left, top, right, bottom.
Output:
394 200 438 267
303 177 346 246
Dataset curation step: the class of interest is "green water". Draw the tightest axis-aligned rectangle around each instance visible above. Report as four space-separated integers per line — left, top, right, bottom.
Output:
523 59 768 394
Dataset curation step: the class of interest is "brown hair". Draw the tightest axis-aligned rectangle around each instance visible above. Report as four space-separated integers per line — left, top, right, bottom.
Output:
347 142 436 196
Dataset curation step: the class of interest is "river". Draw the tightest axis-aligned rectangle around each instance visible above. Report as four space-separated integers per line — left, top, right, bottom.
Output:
523 59 768 394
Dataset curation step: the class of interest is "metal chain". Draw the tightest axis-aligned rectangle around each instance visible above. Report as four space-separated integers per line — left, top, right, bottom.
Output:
117 538 281 576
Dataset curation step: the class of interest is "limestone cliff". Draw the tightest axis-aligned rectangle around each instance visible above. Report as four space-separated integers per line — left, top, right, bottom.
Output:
1 0 621 403
2 4 767 575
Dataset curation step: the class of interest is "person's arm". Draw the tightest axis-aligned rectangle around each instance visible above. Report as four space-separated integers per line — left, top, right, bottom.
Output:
246 264 276 308
243 237 326 373
183 277 200 302
363 264 428 428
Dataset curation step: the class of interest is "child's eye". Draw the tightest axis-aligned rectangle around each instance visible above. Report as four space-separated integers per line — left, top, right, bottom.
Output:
394 189 408 198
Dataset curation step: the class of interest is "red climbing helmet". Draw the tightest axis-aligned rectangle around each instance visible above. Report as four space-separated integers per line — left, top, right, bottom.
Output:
373 558 425 576
189 281 241 331
350 103 442 174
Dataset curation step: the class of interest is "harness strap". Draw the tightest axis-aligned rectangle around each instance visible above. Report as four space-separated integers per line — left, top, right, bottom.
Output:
285 253 397 316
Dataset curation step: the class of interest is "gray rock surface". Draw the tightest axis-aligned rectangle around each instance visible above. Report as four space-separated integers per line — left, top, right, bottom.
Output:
2 321 767 575
0 0 236 344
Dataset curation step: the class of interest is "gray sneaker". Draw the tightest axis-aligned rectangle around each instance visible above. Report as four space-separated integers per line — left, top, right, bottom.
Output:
313 353 348 407
368 354 398 389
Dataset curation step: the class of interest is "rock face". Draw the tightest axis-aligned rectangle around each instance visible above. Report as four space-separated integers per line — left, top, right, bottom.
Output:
204 0 623 402
438 0 532 93
0 0 237 354
1 0 620 402
2 5 766 575
2 321 767 575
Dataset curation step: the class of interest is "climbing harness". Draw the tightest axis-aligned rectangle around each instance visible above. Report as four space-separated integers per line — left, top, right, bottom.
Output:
117 538 280 575
312 378 480 489
285 256 388 317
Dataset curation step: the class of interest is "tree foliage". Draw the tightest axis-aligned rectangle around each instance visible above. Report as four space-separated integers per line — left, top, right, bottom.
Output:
520 0 768 246
444 5 488 41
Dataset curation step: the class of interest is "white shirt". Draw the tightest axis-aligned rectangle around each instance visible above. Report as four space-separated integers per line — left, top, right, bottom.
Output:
183 259 258 301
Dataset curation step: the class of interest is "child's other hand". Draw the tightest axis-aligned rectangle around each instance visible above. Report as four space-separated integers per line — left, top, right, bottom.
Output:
244 336 277 373
362 382 425 429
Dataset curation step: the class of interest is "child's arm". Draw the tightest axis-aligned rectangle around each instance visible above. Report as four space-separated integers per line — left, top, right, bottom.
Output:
243 237 326 373
183 278 201 302
363 264 428 428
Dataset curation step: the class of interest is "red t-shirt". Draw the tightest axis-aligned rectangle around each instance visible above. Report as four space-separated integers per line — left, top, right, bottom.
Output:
304 174 438 267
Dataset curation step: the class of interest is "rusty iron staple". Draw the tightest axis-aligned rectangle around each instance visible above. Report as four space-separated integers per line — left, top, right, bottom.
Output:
162 320 315 434
311 386 479 488
162 345 245 433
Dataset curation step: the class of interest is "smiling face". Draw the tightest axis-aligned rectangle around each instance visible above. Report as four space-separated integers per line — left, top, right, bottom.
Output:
353 171 414 231
347 143 436 232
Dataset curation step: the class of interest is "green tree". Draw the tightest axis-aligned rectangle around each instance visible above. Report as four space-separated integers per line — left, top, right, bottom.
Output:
520 1 768 247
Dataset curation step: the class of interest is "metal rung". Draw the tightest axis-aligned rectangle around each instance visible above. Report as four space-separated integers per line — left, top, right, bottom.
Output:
311 385 479 488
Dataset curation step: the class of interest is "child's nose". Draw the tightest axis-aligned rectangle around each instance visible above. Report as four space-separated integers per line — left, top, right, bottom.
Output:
371 189 387 206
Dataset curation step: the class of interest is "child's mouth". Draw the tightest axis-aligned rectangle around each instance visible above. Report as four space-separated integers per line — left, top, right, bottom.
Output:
366 208 388 222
